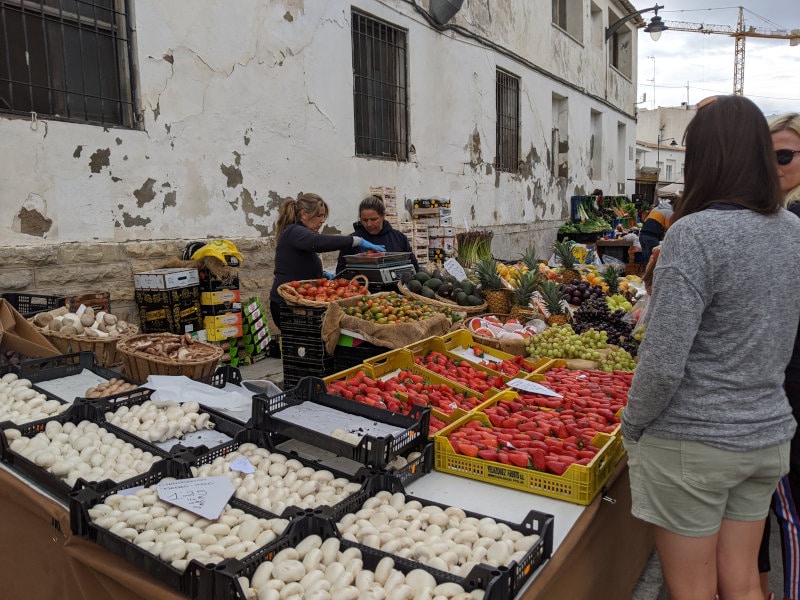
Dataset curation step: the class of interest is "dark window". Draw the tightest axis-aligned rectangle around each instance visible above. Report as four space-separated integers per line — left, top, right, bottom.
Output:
496 69 519 173
552 0 567 29
0 0 136 128
351 10 408 160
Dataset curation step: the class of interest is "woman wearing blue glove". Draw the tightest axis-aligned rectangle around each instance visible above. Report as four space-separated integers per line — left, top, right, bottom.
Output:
269 193 384 328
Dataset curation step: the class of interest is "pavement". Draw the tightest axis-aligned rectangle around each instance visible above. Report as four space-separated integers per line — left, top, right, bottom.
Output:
237 357 785 600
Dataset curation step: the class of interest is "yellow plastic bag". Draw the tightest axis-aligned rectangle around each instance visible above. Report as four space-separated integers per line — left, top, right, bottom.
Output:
190 240 244 266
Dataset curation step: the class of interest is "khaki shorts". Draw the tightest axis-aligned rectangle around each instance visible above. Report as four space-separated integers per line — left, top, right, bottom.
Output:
625 433 789 537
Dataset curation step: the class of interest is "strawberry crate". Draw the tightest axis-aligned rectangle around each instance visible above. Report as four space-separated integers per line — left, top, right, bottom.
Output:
433 401 620 505
252 376 429 469
441 329 548 374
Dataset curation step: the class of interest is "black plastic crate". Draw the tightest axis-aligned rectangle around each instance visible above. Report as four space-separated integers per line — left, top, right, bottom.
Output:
18 351 139 403
281 332 328 361
282 355 336 389
69 460 304 600
1 292 66 317
252 376 430 469
0 370 70 426
386 441 433 486
333 341 388 372
0 403 181 503
323 487 555 600
179 428 375 520
214 506 523 600
279 304 327 330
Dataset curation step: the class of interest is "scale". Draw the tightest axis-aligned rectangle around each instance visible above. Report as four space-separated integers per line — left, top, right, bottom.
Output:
339 252 417 291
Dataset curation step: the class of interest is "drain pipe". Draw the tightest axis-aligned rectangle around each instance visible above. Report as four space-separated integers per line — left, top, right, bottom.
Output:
430 0 464 25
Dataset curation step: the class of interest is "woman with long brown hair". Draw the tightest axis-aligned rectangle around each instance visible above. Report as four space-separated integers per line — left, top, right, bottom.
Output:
622 95 800 600
268 193 384 328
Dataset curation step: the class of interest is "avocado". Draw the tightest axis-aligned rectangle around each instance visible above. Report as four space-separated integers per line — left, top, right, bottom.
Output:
460 280 475 296
456 291 469 306
407 279 424 294
424 277 442 291
400 271 414 285
437 282 454 298
467 294 483 306
421 286 436 299
414 271 431 283
432 268 443 281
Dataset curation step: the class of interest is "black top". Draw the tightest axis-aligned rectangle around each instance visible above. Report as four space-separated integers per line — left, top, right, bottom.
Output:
269 223 355 304
336 220 419 273
787 202 800 382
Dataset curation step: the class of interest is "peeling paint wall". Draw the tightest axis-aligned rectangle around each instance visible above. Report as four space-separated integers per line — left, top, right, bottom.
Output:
0 0 637 260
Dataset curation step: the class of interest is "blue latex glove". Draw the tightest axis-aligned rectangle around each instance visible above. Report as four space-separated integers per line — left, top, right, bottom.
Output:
323 271 335 280
359 239 386 252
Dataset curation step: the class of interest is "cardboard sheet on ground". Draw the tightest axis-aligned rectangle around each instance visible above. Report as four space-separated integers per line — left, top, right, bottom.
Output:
275 401 405 441
33 369 114 404
143 375 251 413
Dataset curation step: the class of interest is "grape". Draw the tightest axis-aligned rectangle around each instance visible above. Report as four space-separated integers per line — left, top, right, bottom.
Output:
572 297 639 356
598 347 636 372
525 324 605 360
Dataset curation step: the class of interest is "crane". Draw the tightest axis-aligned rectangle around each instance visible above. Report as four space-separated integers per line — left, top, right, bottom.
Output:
661 7 800 96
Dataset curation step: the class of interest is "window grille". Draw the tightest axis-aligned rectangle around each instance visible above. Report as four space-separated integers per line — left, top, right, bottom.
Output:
351 10 408 160
496 69 520 173
0 0 136 128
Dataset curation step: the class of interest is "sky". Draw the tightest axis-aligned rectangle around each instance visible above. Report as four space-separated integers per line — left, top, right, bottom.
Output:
636 1 800 116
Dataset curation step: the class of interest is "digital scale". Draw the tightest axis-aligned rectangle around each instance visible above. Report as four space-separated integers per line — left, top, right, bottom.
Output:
339 252 417 292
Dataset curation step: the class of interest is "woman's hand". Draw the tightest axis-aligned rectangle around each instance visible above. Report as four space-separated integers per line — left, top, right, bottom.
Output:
359 239 386 252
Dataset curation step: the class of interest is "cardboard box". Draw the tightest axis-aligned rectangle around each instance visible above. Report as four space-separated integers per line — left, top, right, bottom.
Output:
0 299 60 358
413 197 450 209
134 268 199 290
198 267 240 292
203 311 243 330
66 291 111 314
206 322 243 341
200 288 241 306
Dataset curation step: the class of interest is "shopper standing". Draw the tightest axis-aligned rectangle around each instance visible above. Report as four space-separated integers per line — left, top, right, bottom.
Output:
622 95 800 600
268 193 384 328
758 113 800 600
638 197 673 264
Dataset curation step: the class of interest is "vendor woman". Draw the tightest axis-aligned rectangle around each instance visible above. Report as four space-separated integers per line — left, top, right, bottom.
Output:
269 193 385 329
336 195 420 273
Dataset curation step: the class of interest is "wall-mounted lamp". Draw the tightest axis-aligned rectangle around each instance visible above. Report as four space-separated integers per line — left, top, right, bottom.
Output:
606 4 668 43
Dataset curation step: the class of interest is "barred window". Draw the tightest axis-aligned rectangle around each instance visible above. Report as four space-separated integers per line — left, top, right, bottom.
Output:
496 69 520 173
0 0 137 128
351 9 408 160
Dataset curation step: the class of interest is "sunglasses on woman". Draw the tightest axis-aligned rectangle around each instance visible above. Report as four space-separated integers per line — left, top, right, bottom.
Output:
776 149 800 166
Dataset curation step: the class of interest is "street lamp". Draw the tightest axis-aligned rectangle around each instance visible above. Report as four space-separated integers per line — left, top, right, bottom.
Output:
606 4 669 43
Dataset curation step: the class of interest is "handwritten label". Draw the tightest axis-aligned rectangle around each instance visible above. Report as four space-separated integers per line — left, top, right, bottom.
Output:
156 476 234 520
443 258 467 283
507 378 563 398
229 456 256 474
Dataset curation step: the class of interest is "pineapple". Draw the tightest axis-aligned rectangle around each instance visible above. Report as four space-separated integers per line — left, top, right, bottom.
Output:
538 280 569 326
519 246 540 272
511 270 538 308
552 240 581 284
474 256 511 314
602 266 621 294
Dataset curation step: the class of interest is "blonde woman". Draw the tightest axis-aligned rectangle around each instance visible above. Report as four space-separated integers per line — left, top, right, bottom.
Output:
268 193 384 328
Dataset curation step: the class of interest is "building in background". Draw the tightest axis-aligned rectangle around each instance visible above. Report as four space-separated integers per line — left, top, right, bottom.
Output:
0 0 645 316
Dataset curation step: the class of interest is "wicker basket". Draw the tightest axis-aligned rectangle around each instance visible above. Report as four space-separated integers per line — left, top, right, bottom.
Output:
277 275 370 307
32 325 139 368
397 283 487 315
116 333 223 383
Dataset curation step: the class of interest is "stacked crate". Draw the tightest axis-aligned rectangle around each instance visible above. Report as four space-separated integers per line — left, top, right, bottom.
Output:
241 297 270 364
412 197 453 266
370 185 399 226
279 305 334 388
199 268 242 366
133 268 202 334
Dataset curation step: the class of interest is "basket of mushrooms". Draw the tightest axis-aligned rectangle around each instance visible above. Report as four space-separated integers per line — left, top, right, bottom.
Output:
31 306 138 368
116 332 223 383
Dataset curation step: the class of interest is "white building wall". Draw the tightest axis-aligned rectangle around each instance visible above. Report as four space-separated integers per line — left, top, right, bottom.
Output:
0 0 640 260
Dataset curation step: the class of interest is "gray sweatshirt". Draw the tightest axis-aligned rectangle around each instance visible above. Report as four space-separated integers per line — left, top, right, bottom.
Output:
622 206 800 451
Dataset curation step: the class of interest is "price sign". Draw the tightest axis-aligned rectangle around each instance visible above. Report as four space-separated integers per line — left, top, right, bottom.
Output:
156 476 234 520
443 258 467 283
118 485 144 497
229 456 256 474
507 378 563 398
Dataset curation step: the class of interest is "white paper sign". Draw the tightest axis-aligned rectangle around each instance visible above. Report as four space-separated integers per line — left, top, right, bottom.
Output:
443 258 467 283
507 378 563 398
229 456 256 474
156 476 235 520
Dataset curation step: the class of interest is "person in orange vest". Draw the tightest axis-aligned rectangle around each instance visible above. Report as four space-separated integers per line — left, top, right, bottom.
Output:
638 197 673 264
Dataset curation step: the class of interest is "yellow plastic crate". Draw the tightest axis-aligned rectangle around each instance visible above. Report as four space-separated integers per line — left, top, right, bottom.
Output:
322 363 377 387
441 329 549 373
433 408 621 505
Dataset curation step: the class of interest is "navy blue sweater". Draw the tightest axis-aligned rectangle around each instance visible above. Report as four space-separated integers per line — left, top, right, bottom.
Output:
269 223 356 304
336 221 419 273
